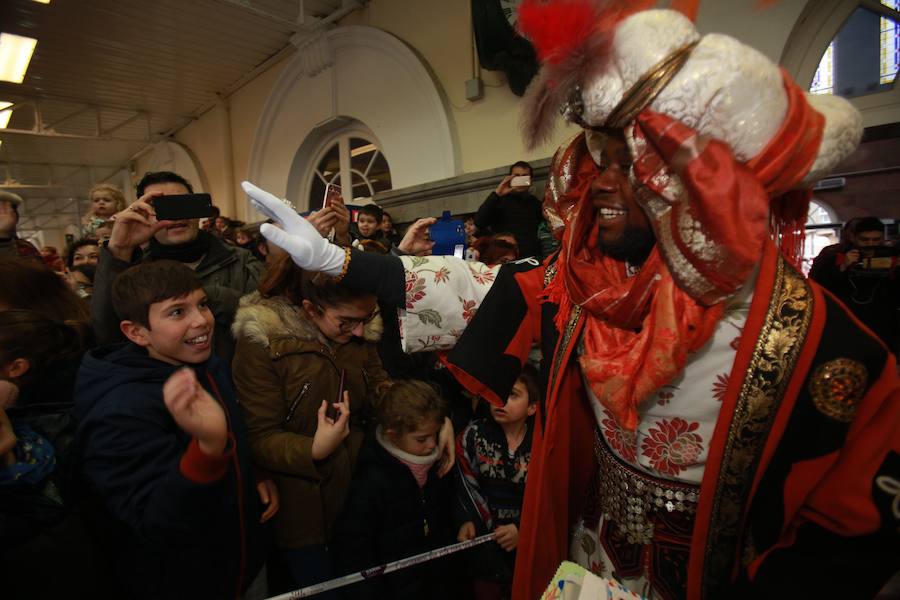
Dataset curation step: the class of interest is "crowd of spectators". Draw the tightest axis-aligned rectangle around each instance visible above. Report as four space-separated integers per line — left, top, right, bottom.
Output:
0 167 560 600
2 167 896 599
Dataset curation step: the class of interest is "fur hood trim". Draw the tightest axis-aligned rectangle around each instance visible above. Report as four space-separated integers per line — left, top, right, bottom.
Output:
231 292 383 348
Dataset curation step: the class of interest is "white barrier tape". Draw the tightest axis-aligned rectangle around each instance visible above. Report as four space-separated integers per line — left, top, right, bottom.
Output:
265 533 495 599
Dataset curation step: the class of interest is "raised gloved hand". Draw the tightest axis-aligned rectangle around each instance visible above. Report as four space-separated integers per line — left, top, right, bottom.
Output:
242 181 346 276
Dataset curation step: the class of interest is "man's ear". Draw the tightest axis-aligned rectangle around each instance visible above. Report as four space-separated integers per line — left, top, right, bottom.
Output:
120 320 151 347
301 299 320 320
4 358 30 379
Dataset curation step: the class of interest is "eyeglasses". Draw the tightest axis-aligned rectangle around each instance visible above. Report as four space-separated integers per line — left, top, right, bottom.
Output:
319 306 379 333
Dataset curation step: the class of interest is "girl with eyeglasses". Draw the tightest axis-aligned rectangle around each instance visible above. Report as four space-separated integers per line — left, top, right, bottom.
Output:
231 253 455 594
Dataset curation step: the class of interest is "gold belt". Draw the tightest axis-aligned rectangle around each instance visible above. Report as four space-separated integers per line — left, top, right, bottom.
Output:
594 429 700 545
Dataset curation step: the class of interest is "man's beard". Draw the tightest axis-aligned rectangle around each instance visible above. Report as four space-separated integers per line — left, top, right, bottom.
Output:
597 224 656 265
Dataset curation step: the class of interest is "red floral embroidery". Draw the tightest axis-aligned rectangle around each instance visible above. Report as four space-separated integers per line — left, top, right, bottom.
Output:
656 385 677 406
601 409 637 462
711 373 729 401
405 271 426 309
433 267 450 283
468 264 496 285
460 297 477 323
641 417 704 476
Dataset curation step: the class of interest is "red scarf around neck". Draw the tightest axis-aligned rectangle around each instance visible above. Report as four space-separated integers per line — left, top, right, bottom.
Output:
543 156 723 432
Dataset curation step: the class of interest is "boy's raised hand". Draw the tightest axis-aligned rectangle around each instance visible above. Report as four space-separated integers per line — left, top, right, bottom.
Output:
310 391 351 461
398 217 437 256
163 368 227 456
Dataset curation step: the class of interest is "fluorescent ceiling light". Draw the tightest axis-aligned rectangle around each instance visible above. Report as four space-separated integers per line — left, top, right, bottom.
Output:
0 33 38 84
32 0 52 3
0 102 11 128
350 143 377 157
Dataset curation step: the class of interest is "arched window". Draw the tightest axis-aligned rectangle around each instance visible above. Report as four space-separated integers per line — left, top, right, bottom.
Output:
803 199 841 273
810 1 899 97
307 129 392 209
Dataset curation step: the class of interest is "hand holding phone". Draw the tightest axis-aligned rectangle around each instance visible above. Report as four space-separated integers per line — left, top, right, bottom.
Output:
326 370 346 422
510 175 531 188
322 184 343 210
154 193 215 221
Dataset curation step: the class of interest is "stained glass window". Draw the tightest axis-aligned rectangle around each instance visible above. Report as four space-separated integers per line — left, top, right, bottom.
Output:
809 1 900 95
811 43 835 95
881 0 900 84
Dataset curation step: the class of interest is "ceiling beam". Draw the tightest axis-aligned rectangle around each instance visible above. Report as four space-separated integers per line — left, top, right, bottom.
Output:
0 160 120 169
100 110 148 138
44 104 93 130
0 90 196 122
212 0 300 30
0 126 155 143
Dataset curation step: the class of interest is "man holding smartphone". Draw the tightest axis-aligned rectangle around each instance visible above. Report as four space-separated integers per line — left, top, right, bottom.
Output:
474 161 544 259
92 171 264 362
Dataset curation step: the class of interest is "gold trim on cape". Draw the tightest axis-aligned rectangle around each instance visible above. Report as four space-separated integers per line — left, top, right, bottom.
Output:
700 255 813 598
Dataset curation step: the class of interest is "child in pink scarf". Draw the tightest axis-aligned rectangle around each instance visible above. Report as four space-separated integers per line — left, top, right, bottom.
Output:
332 380 461 600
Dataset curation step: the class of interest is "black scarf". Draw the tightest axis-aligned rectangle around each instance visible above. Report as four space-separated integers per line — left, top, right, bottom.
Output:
148 229 212 263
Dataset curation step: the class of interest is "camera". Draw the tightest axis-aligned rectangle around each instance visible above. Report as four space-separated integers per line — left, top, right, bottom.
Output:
850 245 898 274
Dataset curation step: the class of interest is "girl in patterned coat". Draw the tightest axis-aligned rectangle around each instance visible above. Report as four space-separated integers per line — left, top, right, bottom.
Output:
455 364 540 600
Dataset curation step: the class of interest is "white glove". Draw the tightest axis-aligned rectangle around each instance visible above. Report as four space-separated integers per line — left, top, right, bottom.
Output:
242 181 346 276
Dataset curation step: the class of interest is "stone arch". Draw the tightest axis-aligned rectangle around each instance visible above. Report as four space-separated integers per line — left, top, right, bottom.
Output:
247 26 457 214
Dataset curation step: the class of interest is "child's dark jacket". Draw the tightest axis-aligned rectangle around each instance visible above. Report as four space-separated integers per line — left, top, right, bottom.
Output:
73 343 267 599
332 433 459 600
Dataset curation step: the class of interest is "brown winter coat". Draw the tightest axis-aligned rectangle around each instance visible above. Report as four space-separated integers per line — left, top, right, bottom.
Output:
231 292 389 549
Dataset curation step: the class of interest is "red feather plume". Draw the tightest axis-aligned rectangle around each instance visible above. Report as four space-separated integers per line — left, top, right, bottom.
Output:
518 0 604 65
516 0 697 149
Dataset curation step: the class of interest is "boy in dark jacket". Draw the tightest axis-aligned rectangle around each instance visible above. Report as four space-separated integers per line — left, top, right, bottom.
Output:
333 380 458 600
73 260 276 599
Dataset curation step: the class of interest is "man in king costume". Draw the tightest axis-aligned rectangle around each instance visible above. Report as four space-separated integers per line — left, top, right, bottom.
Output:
242 1 900 598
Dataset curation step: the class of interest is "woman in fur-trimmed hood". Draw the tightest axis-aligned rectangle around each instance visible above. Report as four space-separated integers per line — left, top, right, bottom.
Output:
231 253 390 590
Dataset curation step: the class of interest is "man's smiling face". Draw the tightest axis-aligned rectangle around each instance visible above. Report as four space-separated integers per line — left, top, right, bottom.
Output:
590 133 655 264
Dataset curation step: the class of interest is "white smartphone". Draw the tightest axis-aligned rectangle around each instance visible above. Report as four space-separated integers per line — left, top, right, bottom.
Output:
510 175 531 188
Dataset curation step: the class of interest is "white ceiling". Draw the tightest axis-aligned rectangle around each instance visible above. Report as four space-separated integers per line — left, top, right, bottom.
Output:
0 0 356 212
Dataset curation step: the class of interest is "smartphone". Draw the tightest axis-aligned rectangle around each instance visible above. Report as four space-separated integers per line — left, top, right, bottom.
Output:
322 184 343 210
510 175 531 188
326 369 346 422
154 193 215 221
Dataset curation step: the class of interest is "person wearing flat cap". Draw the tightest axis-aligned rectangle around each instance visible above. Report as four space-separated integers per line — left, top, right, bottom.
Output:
0 191 41 261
